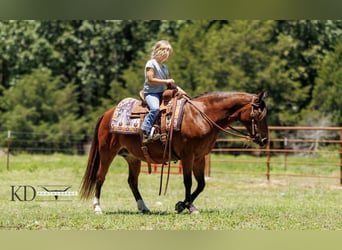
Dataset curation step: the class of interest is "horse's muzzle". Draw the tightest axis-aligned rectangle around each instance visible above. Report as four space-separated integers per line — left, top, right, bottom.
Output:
254 136 268 147
261 137 268 146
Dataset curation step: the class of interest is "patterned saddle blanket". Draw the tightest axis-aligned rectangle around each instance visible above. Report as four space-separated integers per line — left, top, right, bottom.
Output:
110 97 186 134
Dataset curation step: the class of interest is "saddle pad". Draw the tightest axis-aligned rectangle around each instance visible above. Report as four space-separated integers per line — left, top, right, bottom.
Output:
166 97 186 131
110 97 187 134
110 98 141 134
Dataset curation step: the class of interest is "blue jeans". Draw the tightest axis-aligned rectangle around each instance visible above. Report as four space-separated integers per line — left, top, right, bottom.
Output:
141 93 162 133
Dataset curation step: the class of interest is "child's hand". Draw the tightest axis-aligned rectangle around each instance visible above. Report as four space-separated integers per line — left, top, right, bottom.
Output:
166 79 175 85
166 79 177 89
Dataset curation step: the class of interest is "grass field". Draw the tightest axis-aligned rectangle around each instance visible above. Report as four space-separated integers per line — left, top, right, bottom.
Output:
0 153 341 230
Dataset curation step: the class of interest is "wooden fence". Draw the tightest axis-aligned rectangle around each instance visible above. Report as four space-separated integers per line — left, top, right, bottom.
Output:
3 127 341 184
142 126 342 185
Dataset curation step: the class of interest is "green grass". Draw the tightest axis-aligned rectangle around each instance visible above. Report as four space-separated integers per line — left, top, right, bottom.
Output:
0 153 342 230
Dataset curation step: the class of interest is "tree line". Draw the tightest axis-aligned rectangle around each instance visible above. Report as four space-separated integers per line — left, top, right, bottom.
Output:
0 20 341 151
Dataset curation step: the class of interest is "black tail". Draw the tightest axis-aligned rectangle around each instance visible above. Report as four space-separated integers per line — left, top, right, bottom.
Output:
80 114 104 199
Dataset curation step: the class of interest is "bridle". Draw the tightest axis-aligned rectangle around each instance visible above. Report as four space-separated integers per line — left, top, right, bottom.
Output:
248 96 267 140
183 95 267 141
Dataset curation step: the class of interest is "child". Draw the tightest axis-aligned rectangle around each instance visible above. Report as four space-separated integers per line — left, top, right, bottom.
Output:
141 40 176 143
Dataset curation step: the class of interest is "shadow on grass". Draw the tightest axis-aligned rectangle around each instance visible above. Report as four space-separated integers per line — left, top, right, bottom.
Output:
105 210 173 216
104 208 224 216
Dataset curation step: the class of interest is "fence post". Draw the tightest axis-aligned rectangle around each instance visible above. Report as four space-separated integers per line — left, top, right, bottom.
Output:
205 154 210 177
266 128 271 181
340 129 342 185
284 137 288 170
7 130 11 170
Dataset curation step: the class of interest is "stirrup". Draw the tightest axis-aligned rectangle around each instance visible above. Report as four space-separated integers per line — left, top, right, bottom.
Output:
142 133 161 143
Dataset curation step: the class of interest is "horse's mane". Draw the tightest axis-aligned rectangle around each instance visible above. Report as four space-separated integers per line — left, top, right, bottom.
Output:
192 91 248 100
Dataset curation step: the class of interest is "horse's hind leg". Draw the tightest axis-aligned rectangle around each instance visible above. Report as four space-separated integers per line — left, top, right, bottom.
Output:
93 155 115 215
125 156 150 214
93 141 119 215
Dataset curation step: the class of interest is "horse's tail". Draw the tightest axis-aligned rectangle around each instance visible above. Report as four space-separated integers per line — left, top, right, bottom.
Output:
80 114 104 199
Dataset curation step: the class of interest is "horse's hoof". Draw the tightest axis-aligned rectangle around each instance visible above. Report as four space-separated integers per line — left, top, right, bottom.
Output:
189 204 200 214
175 201 186 213
94 209 103 215
137 199 150 214
94 205 103 215
141 209 151 214
190 209 200 215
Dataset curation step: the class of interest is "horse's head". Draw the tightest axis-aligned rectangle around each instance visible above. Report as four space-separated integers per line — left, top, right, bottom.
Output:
240 91 268 147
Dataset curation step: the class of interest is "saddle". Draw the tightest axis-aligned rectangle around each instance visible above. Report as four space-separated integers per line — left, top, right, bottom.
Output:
110 88 186 171
131 89 180 141
110 89 184 134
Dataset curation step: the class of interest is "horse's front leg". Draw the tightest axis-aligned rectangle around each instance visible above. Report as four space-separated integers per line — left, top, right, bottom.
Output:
126 157 151 214
175 175 199 214
175 172 192 213
175 156 199 214
190 157 206 203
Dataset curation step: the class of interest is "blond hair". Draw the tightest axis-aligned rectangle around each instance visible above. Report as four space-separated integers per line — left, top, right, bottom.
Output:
151 40 173 63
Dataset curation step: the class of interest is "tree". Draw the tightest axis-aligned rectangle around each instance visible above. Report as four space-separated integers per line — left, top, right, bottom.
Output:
307 38 342 126
168 20 212 96
106 20 189 100
0 68 85 152
274 20 342 109
0 21 63 90
170 20 342 125
170 20 307 125
1 20 342 152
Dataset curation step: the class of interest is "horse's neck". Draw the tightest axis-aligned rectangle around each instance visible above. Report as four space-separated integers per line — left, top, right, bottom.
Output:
200 93 251 123
182 92 251 138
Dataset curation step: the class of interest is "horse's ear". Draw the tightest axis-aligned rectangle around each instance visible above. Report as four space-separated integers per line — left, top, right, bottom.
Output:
258 91 267 100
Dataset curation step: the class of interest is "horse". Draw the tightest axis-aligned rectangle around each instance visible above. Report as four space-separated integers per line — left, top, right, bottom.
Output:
80 91 268 214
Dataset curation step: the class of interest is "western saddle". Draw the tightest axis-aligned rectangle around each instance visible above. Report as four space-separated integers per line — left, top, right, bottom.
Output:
132 88 183 173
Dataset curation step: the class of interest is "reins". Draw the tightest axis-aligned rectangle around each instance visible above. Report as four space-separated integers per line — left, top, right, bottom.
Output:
182 95 251 139
159 94 179 196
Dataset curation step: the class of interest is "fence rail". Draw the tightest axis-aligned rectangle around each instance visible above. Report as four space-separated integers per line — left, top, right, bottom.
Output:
210 126 342 185
2 127 342 185
141 126 342 185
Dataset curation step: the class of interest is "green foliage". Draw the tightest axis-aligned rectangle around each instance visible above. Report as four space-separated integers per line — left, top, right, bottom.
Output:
308 38 342 126
168 20 212 95
1 20 342 153
0 68 85 152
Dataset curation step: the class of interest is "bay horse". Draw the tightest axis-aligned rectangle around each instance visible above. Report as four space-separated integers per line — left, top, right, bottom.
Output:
80 91 268 214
